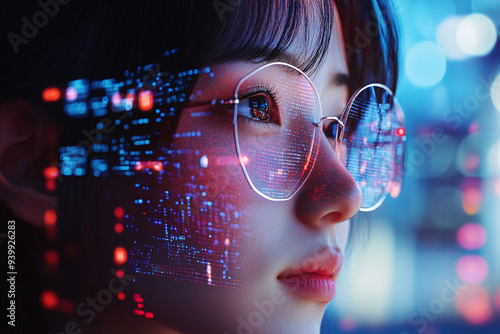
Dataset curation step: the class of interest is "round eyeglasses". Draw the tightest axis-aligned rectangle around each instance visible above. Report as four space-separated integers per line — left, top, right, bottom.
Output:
193 62 405 211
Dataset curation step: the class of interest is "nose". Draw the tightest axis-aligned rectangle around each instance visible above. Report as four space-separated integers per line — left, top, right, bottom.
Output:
293 134 363 228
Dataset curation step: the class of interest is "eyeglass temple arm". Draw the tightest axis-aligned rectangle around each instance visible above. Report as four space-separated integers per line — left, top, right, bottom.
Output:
313 116 344 130
185 101 346 135
184 98 239 109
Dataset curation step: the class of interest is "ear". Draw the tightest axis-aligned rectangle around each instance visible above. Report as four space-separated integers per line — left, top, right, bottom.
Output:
0 100 58 228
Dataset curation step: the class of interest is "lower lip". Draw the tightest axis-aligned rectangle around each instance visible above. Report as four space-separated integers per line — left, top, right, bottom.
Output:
277 273 336 302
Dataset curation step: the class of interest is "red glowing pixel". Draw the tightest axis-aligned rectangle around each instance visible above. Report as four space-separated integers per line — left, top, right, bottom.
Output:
133 294 143 303
138 90 153 111
44 166 59 179
44 250 59 267
114 247 128 265
115 223 124 234
135 161 163 172
114 207 125 219
42 88 61 102
44 210 57 227
41 290 59 310
45 179 56 192
133 309 145 315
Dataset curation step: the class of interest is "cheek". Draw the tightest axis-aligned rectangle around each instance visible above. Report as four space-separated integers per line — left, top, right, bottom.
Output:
336 220 350 251
128 106 257 290
171 106 251 200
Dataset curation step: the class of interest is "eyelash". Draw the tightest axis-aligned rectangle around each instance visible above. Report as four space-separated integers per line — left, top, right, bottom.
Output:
238 85 281 129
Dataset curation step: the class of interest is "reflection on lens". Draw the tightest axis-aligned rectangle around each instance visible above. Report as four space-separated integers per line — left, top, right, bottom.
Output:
340 84 403 211
233 64 405 209
234 63 321 200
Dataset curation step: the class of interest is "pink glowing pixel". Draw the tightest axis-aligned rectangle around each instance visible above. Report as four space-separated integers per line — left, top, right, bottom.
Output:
457 223 486 250
456 284 492 325
457 255 488 283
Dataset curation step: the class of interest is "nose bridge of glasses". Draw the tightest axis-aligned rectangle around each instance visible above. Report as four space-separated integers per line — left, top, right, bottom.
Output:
314 116 344 139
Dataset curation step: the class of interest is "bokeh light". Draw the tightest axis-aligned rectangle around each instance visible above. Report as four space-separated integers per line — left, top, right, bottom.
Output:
456 284 492 325
44 250 59 267
457 255 488 283
43 166 59 179
200 155 208 168
469 122 479 134
492 72 500 113
436 16 468 60
495 288 500 311
41 290 59 310
461 187 482 215
405 42 447 87
114 247 128 265
44 209 57 227
460 178 483 216
457 223 487 250
45 179 56 192
138 90 153 111
456 14 497 56
42 87 61 102
114 223 124 234
65 86 78 101
114 207 124 219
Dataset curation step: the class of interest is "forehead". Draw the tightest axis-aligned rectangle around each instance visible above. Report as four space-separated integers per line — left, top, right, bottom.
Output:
310 6 348 95
191 7 347 102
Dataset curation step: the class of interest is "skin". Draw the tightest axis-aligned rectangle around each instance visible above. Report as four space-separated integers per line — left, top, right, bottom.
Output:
0 5 363 334
124 6 363 334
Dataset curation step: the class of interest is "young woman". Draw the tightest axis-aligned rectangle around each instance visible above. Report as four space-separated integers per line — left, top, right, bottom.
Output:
0 0 402 333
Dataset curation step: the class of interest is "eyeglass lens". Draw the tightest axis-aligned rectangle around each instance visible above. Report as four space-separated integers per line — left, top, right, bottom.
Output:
234 63 404 209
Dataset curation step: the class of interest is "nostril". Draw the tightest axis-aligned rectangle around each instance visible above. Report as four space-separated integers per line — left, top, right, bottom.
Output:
320 211 342 224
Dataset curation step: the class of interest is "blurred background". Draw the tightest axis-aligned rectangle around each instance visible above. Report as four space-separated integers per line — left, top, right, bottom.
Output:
322 0 500 333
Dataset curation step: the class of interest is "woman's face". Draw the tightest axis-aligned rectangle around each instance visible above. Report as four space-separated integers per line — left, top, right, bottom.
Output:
131 8 362 334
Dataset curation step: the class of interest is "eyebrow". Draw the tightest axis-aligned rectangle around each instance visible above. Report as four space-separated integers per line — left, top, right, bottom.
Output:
332 72 350 87
274 52 306 71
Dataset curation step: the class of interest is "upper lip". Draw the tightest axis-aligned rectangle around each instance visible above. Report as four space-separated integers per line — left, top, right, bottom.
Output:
278 247 344 278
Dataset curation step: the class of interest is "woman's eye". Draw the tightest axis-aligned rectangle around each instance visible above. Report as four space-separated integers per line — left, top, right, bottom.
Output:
323 121 336 139
239 94 274 123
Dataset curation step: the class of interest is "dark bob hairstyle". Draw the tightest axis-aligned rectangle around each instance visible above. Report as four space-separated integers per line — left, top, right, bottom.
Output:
0 0 399 332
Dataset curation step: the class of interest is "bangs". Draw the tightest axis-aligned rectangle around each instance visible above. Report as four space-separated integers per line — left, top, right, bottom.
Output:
335 0 400 94
206 0 336 75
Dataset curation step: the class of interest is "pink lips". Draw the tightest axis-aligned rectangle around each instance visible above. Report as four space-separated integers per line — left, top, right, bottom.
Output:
277 247 344 302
